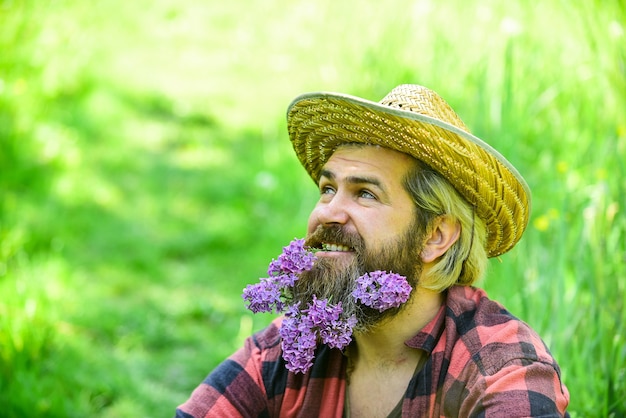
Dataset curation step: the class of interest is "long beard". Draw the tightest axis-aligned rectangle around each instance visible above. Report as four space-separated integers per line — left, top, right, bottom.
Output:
291 223 425 332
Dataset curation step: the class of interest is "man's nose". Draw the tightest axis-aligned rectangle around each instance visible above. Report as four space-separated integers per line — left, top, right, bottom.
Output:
316 194 350 226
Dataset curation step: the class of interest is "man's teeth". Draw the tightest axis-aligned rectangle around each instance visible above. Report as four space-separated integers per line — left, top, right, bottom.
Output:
322 243 351 252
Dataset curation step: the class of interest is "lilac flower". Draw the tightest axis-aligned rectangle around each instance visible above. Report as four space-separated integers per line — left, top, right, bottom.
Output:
243 239 411 375
268 238 316 276
279 297 355 373
280 305 317 374
243 238 317 314
305 296 340 327
274 273 299 288
352 270 412 312
318 312 357 350
306 296 356 350
242 278 284 313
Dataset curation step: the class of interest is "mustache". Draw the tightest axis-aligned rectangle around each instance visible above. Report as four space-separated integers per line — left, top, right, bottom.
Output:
304 225 365 253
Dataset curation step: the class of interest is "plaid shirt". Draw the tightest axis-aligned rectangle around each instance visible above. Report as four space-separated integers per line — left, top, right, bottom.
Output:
176 286 569 417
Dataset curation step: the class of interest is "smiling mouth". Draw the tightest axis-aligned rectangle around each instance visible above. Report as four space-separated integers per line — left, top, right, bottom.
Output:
304 226 359 253
320 243 353 252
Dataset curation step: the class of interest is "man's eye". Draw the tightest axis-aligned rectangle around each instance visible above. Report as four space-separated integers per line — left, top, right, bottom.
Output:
359 190 376 199
320 185 336 195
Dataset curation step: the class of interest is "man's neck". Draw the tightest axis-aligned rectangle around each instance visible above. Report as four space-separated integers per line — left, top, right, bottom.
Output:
344 287 445 417
351 286 444 367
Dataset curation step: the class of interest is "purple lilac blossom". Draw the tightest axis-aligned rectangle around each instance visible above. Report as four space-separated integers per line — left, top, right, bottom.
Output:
352 270 412 312
279 304 317 374
268 238 316 276
242 239 413 374
243 239 317 314
242 278 284 313
306 296 356 349
280 297 355 373
319 313 357 350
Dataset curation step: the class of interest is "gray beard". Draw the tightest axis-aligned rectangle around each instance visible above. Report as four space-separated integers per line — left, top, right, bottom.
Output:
290 223 425 333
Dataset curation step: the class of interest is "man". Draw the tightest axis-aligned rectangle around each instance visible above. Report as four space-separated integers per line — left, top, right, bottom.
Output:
176 85 570 417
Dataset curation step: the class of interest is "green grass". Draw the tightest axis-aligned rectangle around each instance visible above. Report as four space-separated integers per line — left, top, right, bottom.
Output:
1 0 625 416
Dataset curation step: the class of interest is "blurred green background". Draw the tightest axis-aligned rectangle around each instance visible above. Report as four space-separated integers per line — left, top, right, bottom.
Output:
1 0 625 416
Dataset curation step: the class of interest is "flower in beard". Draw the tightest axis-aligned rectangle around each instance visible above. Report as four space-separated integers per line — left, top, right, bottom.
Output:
279 297 356 373
242 278 285 313
307 296 357 350
243 239 316 313
268 238 316 276
279 303 317 374
352 270 412 312
243 237 414 375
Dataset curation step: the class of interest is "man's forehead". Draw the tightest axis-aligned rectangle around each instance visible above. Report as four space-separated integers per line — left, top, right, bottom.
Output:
323 144 418 168
318 145 418 184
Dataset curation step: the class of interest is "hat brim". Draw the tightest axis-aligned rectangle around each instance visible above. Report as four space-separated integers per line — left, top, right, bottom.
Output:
287 91 531 257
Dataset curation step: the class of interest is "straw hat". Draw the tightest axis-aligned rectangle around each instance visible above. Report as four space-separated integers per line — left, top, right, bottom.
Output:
286 84 530 257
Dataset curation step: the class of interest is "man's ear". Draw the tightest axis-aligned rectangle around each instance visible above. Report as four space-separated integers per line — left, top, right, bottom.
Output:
420 215 461 263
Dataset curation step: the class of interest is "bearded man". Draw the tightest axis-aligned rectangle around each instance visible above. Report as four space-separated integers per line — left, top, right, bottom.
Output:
176 85 570 417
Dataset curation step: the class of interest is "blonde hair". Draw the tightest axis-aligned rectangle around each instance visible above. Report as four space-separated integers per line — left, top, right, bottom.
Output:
403 161 488 292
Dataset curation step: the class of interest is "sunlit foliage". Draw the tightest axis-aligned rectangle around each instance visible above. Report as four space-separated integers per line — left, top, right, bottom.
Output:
1 0 624 416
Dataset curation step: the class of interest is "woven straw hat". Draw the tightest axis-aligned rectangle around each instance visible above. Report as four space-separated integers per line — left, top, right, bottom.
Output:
287 84 530 257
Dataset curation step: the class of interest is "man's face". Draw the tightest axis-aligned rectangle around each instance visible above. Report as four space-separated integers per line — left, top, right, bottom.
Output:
295 145 427 330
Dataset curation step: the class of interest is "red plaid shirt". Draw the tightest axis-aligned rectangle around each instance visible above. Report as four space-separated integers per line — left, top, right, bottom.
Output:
176 286 570 417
